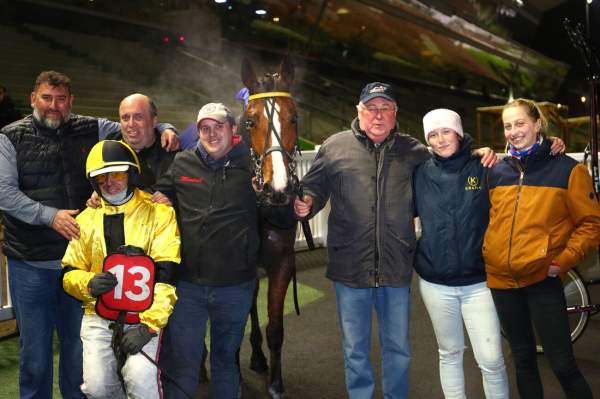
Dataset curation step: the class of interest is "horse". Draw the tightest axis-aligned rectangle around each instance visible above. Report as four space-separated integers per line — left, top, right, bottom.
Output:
240 56 304 399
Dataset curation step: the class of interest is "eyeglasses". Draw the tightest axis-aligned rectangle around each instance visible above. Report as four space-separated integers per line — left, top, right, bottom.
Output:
94 171 128 185
360 104 396 115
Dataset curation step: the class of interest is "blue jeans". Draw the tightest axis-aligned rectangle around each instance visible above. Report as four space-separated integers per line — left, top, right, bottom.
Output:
419 279 508 399
160 279 255 399
7 258 84 399
334 282 411 399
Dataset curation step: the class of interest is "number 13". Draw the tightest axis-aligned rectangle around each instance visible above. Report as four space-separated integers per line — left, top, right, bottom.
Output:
107 264 151 302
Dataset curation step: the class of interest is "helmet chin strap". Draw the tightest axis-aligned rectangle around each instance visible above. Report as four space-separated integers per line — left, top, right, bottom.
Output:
101 188 133 205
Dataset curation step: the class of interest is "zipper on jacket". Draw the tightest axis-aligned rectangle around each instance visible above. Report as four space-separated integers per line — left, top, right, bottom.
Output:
374 144 385 288
57 134 69 207
507 166 525 287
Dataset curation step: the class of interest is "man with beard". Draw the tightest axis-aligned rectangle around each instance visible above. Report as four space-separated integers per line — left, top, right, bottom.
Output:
0 70 179 399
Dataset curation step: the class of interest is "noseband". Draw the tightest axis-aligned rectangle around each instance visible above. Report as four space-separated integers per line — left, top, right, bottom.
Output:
245 91 300 192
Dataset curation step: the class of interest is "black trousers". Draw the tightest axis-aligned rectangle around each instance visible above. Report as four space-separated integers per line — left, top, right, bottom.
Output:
491 277 593 399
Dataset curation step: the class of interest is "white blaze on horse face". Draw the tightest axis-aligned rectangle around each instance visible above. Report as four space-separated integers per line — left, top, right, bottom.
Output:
265 101 288 192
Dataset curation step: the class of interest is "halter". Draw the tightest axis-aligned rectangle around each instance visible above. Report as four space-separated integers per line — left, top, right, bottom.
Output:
245 91 300 192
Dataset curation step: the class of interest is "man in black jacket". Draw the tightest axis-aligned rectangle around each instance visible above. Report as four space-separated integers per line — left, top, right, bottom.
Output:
154 103 258 399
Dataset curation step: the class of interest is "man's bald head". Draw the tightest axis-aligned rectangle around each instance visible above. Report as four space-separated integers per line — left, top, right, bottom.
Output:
119 93 158 151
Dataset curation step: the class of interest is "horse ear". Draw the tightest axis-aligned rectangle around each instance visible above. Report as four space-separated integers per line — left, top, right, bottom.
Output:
279 56 294 90
242 58 260 94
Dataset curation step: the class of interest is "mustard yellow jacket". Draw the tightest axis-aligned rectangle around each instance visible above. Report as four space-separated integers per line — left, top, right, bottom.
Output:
62 189 181 331
484 142 600 289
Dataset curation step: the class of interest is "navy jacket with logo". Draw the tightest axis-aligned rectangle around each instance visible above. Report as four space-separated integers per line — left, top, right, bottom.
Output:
413 136 489 286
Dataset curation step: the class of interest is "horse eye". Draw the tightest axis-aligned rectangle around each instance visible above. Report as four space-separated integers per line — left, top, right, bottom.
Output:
244 119 255 129
291 115 298 125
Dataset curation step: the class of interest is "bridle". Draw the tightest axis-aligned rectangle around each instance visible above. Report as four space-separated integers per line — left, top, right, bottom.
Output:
243 91 301 193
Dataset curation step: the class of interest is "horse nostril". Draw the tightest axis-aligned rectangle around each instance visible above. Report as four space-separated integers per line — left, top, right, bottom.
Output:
271 191 289 205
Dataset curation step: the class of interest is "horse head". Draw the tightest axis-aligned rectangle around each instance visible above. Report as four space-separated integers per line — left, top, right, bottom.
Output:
241 56 298 206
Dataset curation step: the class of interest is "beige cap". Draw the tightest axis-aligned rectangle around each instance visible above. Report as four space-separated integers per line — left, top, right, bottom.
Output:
196 102 234 126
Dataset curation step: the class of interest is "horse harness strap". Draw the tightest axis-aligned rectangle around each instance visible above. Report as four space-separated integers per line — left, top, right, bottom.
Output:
248 91 292 101
263 97 295 160
247 92 299 192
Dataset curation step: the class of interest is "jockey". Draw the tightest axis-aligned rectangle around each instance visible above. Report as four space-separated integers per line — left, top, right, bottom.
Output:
62 139 180 399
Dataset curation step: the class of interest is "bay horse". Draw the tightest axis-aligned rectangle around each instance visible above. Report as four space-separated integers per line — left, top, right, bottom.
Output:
240 56 303 399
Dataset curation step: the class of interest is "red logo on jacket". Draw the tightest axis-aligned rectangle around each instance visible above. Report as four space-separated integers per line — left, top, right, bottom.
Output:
180 176 203 183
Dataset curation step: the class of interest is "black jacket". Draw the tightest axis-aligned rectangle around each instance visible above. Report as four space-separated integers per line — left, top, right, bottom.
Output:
154 144 258 286
413 136 489 286
1 114 98 260
301 118 430 288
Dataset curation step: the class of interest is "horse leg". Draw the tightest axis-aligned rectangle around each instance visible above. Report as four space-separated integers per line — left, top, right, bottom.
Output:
266 242 296 399
249 277 268 373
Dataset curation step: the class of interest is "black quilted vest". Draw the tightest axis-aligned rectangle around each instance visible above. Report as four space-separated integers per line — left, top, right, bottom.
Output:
1 114 98 260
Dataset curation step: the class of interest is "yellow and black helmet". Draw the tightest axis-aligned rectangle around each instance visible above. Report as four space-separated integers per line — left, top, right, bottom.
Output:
86 140 141 179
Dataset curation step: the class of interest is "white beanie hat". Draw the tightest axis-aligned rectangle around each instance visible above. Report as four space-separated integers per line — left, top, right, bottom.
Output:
422 108 464 143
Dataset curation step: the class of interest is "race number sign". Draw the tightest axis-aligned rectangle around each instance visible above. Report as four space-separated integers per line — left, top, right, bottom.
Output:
96 253 155 324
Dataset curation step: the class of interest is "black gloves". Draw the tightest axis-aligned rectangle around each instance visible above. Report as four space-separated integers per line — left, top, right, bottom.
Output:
88 272 118 297
121 324 157 355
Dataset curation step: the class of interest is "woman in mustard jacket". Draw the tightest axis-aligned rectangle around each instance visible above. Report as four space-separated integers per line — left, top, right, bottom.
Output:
484 99 600 399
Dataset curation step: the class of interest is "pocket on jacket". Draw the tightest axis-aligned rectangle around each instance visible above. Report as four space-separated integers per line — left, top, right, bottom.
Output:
483 229 506 273
384 231 416 268
509 232 550 272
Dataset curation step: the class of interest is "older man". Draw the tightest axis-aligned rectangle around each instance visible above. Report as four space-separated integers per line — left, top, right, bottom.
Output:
0 70 179 399
154 103 258 399
294 82 429 399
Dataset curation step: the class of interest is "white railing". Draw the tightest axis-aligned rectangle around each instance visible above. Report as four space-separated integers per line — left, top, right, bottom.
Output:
0 256 12 322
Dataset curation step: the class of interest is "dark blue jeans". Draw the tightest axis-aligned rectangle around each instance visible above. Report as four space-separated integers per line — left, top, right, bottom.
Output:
7 259 84 399
491 277 593 399
160 279 255 399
